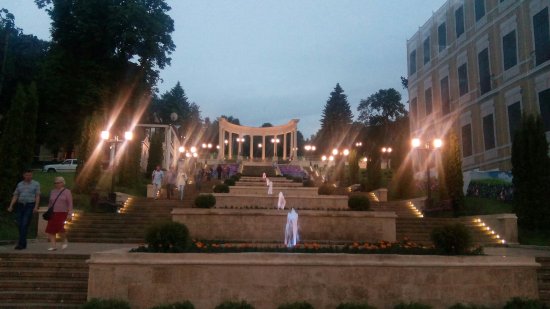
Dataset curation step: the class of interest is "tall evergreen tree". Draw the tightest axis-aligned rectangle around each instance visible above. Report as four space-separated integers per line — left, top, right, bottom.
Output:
348 149 360 185
74 112 103 193
0 84 32 204
317 83 353 153
512 115 550 230
441 132 464 214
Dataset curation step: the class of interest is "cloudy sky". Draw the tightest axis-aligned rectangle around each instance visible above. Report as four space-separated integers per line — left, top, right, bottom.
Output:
1 0 444 137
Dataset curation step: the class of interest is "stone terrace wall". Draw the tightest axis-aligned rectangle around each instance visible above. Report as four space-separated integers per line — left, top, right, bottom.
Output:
87 252 540 309
172 208 396 242
210 193 348 209
229 186 319 196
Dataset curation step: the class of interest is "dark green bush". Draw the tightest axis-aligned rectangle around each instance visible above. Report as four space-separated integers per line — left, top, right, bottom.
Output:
448 304 489 309
224 178 236 186
393 302 432 309
348 195 371 211
303 179 315 187
150 301 195 309
292 176 303 183
81 298 131 309
215 300 255 309
503 297 549 309
318 184 335 195
278 301 314 309
145 221 191 252
336 303 377 309
195 194 216 208
213 184 230 193
231 173 242 181
430 223 473 255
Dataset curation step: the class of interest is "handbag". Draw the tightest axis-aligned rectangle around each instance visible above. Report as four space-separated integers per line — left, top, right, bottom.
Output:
42 188 66 221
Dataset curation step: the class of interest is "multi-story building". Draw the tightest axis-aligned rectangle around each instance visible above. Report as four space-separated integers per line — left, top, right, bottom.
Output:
407 0 550 173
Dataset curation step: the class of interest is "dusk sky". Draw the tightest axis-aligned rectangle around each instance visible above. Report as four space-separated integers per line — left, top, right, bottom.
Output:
1 0 445 137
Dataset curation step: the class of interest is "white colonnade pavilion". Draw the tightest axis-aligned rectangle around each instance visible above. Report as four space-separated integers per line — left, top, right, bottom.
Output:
217 117 299 161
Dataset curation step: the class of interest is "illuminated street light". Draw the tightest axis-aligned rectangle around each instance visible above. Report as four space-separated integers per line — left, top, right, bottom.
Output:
100 129 133 201
411 137 443 208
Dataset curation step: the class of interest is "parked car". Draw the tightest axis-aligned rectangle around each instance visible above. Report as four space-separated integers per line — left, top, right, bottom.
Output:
42 159 79 173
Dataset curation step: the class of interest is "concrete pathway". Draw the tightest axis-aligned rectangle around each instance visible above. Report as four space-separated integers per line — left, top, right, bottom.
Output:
0 240 138 255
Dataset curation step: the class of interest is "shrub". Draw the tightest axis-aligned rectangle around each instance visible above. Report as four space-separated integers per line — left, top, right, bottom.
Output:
448 304 489 309
213 184 230 193
150 301 195 309
336 303 377 309
348 195 371 211
278 302 314 309
81 298 131 309
503 297 549 309
215 300 255 309
145 221 191 252
292 176 303 183
318 184 335 195
224 178 236 186
430 223 473 255
393 302 432 309
195 194 216 208
303 179 315 187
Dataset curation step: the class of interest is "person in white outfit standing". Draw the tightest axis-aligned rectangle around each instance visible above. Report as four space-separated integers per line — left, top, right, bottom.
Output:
176 169 188 201
151 165 164 200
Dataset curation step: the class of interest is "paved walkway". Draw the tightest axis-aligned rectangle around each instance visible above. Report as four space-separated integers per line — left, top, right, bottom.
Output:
1 240 550 257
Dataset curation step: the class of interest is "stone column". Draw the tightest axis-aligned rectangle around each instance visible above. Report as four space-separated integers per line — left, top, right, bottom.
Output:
262 136 266 161
218 129 224 160
228 132 233 159
249 135 254 161
283 132 287 160
237 135 242 159
293 129 298 158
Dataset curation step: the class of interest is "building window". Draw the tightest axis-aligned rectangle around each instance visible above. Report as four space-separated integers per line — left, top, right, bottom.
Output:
483 114 496 150
441 76 450 115
455 6 465 38
533 7 550 66
502 30 517 70
423 37 430 64
539 88 550 132
425 88 432 115
478 48 491 95
438 22 447 52
409 50 417 75
410 97 418 122
475 0 486 22
458 63 469 96
507 101 521 142
461 124 473 157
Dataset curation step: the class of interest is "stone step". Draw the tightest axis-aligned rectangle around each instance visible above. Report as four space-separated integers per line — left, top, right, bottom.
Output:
0 280 87 292
0 260 89 269
0 269 88 279
0 291 87 303
67 237 142 243
0 304 80 308
0 253 88 260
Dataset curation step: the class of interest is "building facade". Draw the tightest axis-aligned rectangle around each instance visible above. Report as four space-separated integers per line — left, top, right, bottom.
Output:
407 0 550 173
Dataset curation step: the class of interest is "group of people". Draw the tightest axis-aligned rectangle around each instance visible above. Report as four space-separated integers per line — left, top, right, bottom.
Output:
151 165 188 200
7 170 73 251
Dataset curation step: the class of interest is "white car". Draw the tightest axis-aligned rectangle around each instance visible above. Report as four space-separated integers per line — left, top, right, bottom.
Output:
43 159 79 173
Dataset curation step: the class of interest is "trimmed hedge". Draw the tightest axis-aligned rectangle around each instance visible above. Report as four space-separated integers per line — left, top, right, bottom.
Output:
336 303 377 309
224 178 236 186
394 302 432 309
150 301 195 309
503 297 549 309
145 221 191 253
195 194 216 208
213 184 230 193
278 302 314 309
303 179 315 187
348 195 371 211
430 223 473 255
215 301 255 309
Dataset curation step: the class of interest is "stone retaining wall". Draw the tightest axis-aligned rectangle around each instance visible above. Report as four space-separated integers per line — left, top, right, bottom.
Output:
235 181 303 187
229 186 319 196
87 251 540 309
210 193 348 209
172 208 396 242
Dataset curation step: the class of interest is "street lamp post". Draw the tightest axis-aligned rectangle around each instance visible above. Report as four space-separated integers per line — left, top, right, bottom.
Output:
412 137 442 209
271 137 280 159
381 146 393 169
101 130 133 202
304 144 316 165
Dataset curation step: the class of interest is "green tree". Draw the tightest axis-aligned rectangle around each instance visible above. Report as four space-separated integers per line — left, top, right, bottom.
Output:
366 151 382 191
316 83 353 153
348 149 360 185
440 132 464 214
0 84 35 204
357 88 407 129
511 115 550 230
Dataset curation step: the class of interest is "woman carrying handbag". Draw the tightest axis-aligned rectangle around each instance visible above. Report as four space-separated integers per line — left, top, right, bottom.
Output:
45 176 73 251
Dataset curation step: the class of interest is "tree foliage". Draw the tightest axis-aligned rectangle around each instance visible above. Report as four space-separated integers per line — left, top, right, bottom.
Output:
348 149 360 185
511 115 550 230
316 83 353 153
357 88 407 127
146 131 164 176
440 132 464 214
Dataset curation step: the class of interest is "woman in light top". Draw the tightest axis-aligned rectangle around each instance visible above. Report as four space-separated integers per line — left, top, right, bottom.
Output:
45 176 73 251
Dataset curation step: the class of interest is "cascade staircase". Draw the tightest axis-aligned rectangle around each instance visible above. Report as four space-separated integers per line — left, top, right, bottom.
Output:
370 199 501 246
0 253 89 308
537 257 550 305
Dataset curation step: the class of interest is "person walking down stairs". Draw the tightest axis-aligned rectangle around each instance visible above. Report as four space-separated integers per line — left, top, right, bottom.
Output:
151 165 164 200
177 169 188 201
45 176 73 251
